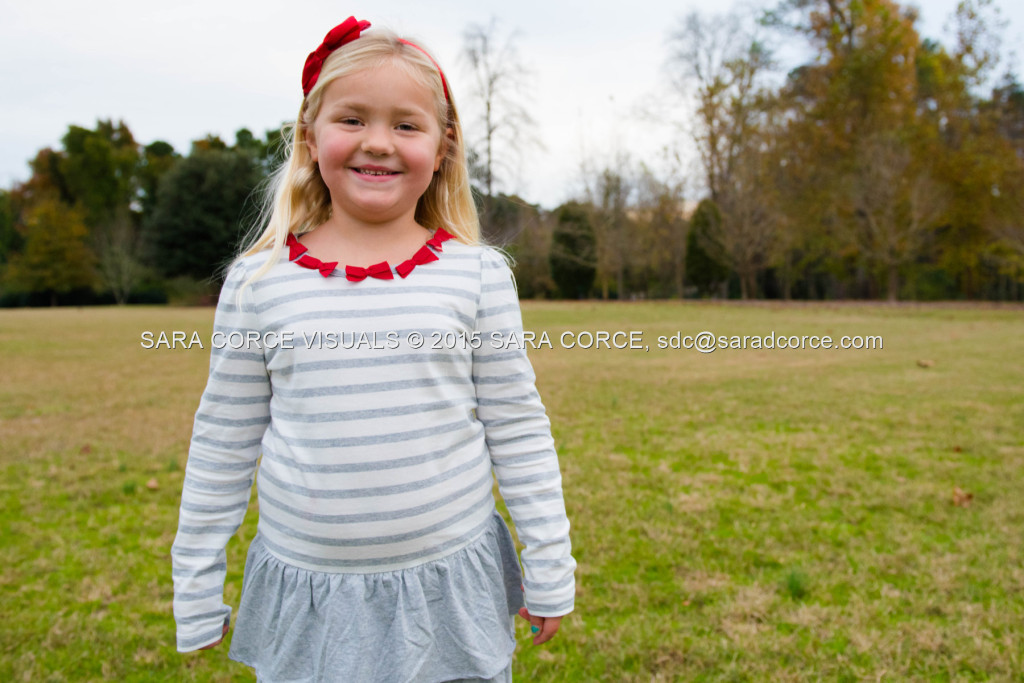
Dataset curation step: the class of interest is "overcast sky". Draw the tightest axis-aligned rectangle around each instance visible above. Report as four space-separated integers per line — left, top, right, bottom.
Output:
2 0 1021 209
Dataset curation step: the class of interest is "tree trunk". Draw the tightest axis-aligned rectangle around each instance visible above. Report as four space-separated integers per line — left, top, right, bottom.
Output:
739 269 758 300
781 252 792 301
887 264 899 302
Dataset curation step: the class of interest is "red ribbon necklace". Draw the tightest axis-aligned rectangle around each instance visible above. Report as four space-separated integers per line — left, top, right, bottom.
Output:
284 229 454 280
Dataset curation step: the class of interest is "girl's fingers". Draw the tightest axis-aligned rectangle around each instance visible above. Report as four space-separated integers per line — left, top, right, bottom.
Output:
532 616 562 645
517 608 562 645
517 607 542 629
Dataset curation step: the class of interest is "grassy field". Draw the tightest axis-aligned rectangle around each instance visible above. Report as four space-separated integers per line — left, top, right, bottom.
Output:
1 301 1022 682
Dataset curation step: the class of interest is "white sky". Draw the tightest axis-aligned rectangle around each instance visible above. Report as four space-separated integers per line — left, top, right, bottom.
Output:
1 0 1021 209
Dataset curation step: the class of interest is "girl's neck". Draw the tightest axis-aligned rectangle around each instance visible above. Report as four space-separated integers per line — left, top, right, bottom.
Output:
302 214 432 266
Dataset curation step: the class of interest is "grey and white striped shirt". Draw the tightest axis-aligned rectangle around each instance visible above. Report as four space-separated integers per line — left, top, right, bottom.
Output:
171 240 576 652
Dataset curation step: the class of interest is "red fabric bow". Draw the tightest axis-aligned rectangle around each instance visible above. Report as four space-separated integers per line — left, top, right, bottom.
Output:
287 233 308 260
346 262 394 282
302 17 371 96
396 245 439 278
317 261 339 277
296 253 338 277
426 227 454 250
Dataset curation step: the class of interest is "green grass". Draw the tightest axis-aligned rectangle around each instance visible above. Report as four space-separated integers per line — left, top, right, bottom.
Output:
1 302 1022 681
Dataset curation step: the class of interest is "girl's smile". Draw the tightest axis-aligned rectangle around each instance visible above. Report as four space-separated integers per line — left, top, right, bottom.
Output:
305 60 447 228
352 165 400 179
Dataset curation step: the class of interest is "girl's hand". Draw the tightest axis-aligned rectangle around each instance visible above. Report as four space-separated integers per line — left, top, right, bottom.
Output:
517 606 562 645
198 621 230 650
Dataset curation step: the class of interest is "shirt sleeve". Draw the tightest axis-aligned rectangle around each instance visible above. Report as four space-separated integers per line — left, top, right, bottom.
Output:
472 248 576 617
171 261 271 652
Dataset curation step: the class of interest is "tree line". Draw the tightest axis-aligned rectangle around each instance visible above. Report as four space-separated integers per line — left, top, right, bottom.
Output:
534 0 1024 302
0 123 283 306
1 0 1022 305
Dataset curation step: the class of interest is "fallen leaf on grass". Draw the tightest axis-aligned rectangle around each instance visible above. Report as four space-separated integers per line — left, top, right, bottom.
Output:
917 359 935 368
146 478 159 491
80 444 92 454
952 486 973 507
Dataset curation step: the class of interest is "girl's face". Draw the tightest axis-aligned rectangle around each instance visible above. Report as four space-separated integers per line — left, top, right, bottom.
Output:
306 59 447 228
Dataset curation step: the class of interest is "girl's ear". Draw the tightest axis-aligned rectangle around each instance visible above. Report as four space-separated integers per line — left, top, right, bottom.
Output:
435 127 454 172
305 126 319 164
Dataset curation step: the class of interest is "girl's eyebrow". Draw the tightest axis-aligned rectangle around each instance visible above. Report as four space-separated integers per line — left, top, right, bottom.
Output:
323 102 430 118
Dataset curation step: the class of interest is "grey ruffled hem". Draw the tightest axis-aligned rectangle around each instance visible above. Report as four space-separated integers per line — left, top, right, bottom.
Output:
228 510 525 683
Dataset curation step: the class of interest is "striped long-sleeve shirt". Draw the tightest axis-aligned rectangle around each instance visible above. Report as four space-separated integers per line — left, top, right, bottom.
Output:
171 239 576 652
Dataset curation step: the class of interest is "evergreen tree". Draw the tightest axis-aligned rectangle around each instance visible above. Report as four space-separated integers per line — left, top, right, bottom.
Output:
148 148 263 280
549 202 596 299
686 199 730 297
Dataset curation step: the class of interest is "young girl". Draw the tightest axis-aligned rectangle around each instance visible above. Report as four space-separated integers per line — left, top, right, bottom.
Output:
171 16 575 682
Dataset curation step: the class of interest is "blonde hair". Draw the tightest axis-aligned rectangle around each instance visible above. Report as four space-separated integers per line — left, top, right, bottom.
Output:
235 28 480 288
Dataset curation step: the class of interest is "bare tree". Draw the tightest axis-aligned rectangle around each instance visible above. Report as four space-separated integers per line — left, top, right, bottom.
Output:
576 152 692 299
577 153 635 300
461 18 541 205
849 133 946 302
596 168 633 300
667 9 780 298
668 11 771 201
699 143 780 300
95 207 149 304
634 167 689 298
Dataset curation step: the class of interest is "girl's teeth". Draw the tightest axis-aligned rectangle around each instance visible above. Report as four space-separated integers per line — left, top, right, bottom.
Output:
360 169 393 175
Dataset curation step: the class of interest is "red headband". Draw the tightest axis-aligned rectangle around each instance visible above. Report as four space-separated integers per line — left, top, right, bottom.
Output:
302 17 371 96
301 17 451 102
398 38 450 101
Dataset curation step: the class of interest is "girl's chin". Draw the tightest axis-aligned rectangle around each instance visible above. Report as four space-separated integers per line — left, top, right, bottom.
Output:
331 202 418 226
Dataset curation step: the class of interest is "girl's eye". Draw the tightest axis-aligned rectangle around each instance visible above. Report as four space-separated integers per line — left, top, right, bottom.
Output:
338 117 361 125
396 123 417 131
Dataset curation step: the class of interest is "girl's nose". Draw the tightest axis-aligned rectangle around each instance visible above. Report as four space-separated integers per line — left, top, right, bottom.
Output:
360 125 394 156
